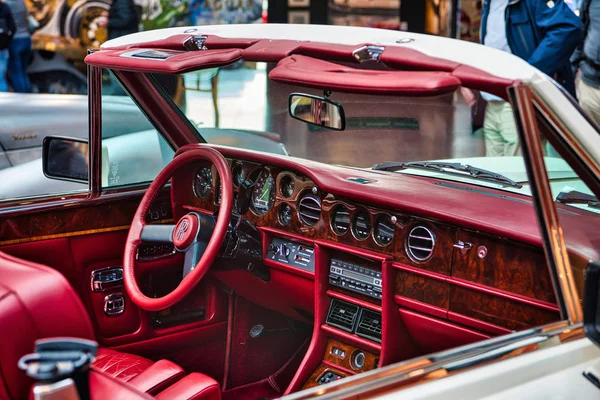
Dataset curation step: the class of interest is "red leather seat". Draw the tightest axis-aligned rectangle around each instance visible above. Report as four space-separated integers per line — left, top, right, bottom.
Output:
0 251 188 399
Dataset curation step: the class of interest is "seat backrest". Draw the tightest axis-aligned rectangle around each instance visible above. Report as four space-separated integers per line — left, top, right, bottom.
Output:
0 251 95 400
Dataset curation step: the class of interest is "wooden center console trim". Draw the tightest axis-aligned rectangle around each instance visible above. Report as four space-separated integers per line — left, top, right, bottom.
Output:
321 324 382 354
324 338 379 373
301 338 379 390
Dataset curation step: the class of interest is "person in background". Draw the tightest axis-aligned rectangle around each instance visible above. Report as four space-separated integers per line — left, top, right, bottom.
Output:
460 9 472 41
470 1 482 43
572 0 600 125
97 0 139 40
479 0 582 157
0 0 15 92
5 0 31 93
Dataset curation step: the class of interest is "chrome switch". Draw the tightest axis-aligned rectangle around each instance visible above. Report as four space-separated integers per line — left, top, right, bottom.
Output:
104 293 125 316
91 267 123 292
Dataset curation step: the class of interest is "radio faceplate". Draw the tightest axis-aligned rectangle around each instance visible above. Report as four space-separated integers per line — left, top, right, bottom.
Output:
328 259 382 299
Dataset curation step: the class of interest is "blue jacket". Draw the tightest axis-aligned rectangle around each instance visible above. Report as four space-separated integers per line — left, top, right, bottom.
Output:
481 0 583 97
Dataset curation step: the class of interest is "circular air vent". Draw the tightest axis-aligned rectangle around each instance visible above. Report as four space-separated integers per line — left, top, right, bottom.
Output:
331 205 350 235
406 226 435 262
298 192 321 226
352 211 371 240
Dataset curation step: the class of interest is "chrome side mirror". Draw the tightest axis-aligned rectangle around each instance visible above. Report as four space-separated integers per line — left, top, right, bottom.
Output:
42 136 89 183
289 93 345 131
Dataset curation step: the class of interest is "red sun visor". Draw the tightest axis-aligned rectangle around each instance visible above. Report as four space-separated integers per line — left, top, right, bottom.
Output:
85 47 242 74
268 55 462 96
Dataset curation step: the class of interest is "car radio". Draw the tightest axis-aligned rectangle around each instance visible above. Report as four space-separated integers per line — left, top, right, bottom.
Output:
328 259 382 299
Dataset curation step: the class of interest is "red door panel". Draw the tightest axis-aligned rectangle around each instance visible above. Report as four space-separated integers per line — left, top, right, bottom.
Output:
0 192 228 355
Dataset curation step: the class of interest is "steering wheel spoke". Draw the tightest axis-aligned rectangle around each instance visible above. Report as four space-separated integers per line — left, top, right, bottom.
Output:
140 224 175 243
183 241 208 278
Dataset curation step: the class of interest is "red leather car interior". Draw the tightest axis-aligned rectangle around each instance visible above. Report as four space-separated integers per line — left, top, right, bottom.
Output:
0 250 219 400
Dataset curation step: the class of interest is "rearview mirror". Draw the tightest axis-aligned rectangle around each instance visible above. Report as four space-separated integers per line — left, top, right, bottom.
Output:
42 136 89 183
289 93 345 131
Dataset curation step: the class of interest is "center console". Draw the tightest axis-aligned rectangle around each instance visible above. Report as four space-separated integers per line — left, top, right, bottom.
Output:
266 232 418 395
293 244 391 392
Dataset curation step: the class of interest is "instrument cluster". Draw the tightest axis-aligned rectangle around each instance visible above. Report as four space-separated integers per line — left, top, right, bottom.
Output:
192 162 278 217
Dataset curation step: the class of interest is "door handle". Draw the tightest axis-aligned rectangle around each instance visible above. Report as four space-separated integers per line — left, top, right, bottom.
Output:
453 241 472 255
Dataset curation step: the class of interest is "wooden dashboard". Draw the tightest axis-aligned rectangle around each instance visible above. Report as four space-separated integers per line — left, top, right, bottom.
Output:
173 158 560 335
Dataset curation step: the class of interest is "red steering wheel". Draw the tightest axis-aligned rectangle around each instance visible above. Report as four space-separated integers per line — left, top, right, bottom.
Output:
123 147 233 311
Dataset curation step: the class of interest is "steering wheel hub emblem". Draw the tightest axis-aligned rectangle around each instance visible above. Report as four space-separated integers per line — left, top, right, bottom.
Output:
172 214 199 250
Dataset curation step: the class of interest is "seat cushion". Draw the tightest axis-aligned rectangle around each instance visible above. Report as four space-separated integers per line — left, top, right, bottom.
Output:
127 359 185 394
93 348 155 382
155 373 221 400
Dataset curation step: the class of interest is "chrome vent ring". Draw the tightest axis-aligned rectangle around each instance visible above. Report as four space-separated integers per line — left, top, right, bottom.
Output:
406 226 435 262
298 192 321 226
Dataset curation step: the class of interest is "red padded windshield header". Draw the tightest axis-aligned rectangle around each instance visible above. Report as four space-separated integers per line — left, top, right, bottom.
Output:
86 33 516 99
269 55 462 96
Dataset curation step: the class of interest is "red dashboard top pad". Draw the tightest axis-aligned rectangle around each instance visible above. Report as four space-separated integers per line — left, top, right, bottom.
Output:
268 55 462 96
85 48 242 74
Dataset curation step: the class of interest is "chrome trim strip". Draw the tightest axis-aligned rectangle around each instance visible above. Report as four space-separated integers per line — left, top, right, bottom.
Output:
283 321 581 399
510 85 582 323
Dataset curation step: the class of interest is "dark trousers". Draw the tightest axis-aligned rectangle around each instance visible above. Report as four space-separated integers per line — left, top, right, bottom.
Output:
8 37 32 93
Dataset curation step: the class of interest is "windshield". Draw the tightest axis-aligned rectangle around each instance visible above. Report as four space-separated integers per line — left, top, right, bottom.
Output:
149 62 463 166
146 61 598 214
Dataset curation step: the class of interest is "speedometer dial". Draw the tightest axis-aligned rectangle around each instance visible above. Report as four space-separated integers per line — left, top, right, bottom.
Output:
250 169 275 215
193 167 212 199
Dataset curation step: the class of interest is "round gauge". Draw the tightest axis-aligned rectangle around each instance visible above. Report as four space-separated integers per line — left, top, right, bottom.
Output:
280 175 295 198
352 210 372 240
232 164 245 187
193 167 213 199
250 169 276 215
374 215 395 246
278 203 293 225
